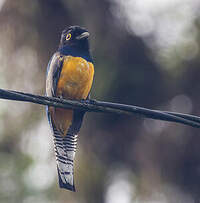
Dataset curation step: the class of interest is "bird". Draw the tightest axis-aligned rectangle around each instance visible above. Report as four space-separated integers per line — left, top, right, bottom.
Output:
46 26 94 191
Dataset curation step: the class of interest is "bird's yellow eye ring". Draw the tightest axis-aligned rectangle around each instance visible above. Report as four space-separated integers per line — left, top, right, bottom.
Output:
66 33 71 41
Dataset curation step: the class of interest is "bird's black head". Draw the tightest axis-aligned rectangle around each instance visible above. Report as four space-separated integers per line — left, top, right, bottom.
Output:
59 26 90 51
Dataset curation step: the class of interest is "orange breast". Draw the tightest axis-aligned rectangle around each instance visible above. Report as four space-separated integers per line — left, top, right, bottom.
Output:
57 56 94 100
53 56 94 136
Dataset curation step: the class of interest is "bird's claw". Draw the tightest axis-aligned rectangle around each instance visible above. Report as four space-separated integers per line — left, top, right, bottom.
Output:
88 99 97 105
80 99 97 105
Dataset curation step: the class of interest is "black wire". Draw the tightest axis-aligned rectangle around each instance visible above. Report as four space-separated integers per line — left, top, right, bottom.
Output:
0 88 200 128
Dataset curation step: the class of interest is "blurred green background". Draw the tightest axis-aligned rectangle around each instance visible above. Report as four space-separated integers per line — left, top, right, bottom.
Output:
0 0 200 202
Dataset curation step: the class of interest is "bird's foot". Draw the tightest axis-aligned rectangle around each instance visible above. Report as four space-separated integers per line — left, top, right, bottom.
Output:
80 99 97 105
57 94 63 99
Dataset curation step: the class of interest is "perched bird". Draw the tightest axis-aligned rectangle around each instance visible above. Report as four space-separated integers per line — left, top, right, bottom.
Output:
46 26 94 191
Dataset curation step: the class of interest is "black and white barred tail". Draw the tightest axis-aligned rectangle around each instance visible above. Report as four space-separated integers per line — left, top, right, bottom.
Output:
53 129 78 191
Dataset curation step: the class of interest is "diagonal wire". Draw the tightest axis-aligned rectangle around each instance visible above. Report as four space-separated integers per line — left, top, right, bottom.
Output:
0 88 200 128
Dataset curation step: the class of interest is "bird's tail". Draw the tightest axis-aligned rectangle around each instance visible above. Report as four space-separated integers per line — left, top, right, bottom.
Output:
53 129 78 191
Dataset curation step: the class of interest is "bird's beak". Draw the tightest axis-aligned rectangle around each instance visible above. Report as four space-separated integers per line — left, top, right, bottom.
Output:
76 32 90 40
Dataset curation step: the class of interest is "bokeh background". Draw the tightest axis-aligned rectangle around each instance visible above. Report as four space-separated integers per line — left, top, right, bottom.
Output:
0 0 200 202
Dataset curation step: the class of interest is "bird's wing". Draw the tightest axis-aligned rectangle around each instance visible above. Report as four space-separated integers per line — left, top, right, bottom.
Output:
46 52 63 97
46 53 85 191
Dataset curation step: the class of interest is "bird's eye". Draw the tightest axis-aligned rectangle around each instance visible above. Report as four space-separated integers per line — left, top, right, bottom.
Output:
66 33 71 41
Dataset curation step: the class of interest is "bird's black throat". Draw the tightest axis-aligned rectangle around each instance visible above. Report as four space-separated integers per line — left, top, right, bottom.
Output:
58 41 92 62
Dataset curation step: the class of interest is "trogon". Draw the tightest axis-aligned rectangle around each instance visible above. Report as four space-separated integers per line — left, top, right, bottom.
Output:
46 26 94 191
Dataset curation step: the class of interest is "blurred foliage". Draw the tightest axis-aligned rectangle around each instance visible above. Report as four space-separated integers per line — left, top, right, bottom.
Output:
0 0 200 202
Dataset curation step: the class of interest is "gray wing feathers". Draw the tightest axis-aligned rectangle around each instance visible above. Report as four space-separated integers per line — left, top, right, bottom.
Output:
46 53 63 97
